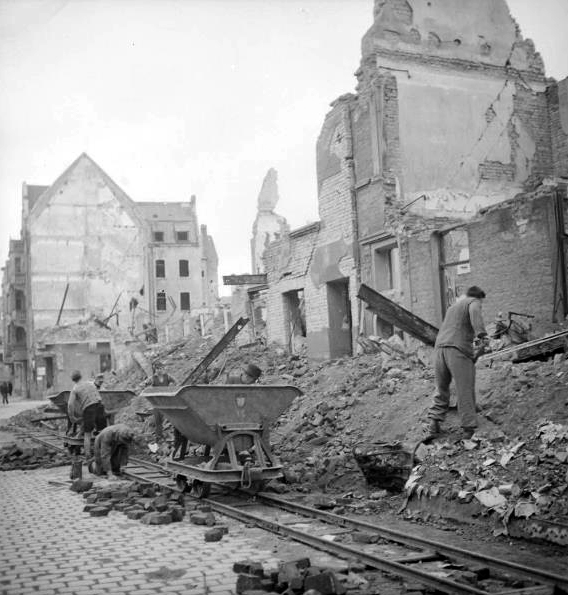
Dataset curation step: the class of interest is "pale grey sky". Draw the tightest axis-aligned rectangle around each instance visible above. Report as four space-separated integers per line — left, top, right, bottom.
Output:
1 0 567 293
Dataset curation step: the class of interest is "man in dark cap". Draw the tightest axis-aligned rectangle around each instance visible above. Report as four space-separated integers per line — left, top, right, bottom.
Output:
425 286 488 441
226 362 262 384
68 370 107 458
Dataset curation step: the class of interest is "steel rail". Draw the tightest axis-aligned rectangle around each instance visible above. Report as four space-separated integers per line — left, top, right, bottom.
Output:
254 493 568 592
15 434 564 594
202 497 551 595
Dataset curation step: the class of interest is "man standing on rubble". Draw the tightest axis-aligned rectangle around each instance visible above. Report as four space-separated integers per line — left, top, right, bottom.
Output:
68 370 107 459
425 286 489 440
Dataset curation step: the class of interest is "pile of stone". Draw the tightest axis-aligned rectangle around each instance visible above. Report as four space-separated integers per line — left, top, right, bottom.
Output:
233 557 371 595
71 478 231 541
0 441 69 471
72 479 186 524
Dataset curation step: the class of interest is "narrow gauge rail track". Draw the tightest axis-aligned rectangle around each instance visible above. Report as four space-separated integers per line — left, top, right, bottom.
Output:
18 429 568 595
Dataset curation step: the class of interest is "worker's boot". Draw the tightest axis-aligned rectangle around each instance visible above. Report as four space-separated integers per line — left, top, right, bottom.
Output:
423 419 441 442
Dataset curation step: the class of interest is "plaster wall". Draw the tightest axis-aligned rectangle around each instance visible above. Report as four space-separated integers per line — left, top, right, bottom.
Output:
150 244 204 315
395 69 543 211
29 157 145 330
363 0 542 73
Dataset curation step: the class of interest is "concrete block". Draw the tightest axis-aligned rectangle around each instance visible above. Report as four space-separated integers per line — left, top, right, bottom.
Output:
70 479 93 493
126 510 146 520
236 573 263 594
233 561 264 575
204 528 224 542
168 506 185 522
189 512 211 525
141 512 172 525
89 506 111 517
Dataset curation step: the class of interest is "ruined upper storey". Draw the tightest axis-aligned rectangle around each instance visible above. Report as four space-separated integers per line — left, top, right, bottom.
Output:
361 0 545 79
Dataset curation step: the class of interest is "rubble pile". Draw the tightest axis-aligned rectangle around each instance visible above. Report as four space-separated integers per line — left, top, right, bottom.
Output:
232 557 373 595
0 441 69 471
405 418 568 533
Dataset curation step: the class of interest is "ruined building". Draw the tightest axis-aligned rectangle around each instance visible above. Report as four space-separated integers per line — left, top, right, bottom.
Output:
1 153 218 395
264 0 568 361
229 169 289 344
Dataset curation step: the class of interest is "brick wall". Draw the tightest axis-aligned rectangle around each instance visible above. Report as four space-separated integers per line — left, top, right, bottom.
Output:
404 191 561 337
512 83 554 189
547 78 568 179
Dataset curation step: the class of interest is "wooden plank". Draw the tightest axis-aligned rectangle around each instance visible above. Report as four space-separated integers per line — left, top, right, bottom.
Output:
393 551 440 564
357 284 439 346
223 274 267 286
478 330 568 363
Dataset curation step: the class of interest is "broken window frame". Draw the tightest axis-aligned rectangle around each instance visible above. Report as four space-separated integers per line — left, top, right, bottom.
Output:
179 259 189 277
438 227 471 314
155 259 165 278
153 231 164 242
156 290 167 311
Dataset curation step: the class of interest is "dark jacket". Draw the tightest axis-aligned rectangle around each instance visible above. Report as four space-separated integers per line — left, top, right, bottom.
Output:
94 424 134 473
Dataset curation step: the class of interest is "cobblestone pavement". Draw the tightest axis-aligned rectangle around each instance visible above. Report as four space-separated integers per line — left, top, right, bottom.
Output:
0 466 282 595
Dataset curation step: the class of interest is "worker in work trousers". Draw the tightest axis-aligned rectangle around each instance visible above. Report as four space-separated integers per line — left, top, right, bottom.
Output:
68 370 107 458
146 362 176 441
89 424 135 477
426 286 489 441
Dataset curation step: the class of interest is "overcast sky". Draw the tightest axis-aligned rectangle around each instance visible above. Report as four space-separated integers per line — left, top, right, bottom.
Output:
1 0 567 296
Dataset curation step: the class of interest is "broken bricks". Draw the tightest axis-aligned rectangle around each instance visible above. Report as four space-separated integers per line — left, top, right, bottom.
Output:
234 557 355 595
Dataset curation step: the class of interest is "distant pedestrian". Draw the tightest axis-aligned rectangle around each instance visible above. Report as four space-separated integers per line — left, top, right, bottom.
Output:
0 382 8 405
6 381 12 400
68 370 107 458
425 286 489 441
88 423 135 477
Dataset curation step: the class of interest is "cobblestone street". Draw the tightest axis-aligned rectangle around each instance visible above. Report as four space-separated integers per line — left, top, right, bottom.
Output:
0 465 280 595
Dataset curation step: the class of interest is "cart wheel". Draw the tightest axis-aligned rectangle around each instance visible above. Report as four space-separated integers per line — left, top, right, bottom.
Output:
191 480 211 499
175 475 190 493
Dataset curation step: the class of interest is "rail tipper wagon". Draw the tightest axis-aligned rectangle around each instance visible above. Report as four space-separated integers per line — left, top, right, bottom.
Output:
48 389 136 445
142 384 302 497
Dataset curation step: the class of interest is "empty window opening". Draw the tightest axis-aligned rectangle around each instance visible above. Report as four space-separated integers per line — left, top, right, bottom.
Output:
153 231 164 242
176 231 189 242
179 260 189 277
283 289 306 354
373 244 400 292
156 290 167 311
180 292 190 311
15 290 25 311
15 326 26 345
14 257 22 273
155 259 165 278
440 228 471 312
327 279 352 359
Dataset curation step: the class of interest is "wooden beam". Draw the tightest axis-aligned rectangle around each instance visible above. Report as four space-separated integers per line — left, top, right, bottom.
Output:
357 284 439 346
223 274 267 286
